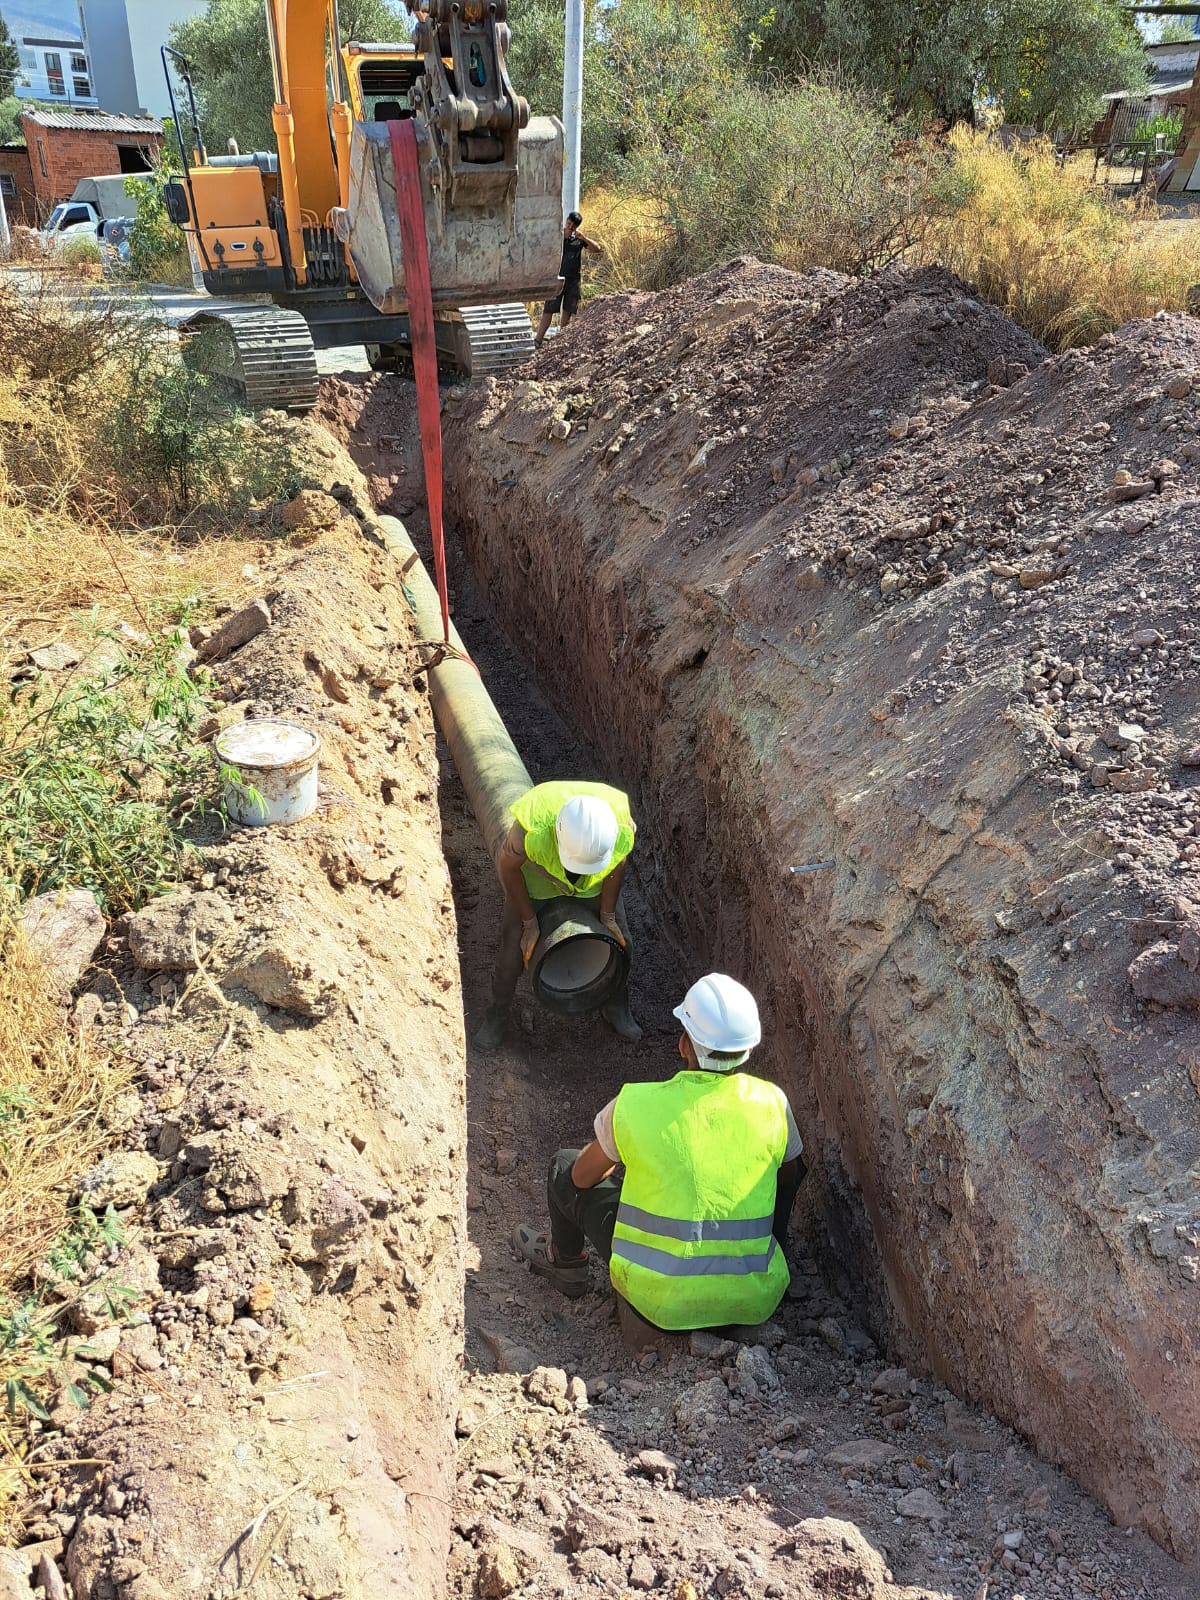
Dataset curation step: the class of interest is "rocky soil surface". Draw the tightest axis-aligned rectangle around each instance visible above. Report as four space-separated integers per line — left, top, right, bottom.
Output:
437 259 1200 1564
7 429 466 1600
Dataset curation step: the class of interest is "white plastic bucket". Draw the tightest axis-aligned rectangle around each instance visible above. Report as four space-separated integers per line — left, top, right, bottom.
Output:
214 719 320 826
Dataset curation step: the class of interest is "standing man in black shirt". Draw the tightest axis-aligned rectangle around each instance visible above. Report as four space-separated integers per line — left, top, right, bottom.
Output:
535 211 603 347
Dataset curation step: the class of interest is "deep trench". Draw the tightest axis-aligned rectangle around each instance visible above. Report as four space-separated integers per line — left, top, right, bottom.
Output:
319 372 1200 1597
419 507 884 1362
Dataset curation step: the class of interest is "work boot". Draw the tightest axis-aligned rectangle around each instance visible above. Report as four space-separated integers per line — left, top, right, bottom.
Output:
473 1005 508 1054
601 995 642 1042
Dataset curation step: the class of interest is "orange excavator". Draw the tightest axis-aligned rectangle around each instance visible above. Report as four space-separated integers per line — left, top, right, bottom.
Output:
161 0 564 410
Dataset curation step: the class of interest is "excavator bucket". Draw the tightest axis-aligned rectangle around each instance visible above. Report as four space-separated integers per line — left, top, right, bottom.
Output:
342 113 565 316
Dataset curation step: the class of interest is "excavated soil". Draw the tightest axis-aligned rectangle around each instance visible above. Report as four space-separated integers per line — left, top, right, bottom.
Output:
430 258 1200 1572
313 341 1197 1599
11 428 465 1600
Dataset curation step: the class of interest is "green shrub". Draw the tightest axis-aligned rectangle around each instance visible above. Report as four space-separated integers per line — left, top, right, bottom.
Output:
100 331 298 516
0 625 215 914
621 77 946 285
1122 111 1183 161
125 122 187 282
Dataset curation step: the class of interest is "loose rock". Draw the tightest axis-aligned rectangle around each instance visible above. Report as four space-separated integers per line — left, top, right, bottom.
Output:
897 1488 947 1520
21 889 106 993
823 1438 901 1472
197 598 272 662
126 892 234 972
77 1151 159 1209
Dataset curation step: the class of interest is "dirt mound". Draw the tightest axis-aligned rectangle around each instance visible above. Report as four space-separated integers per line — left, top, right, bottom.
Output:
442 258 1200 1561
16 447 465 1599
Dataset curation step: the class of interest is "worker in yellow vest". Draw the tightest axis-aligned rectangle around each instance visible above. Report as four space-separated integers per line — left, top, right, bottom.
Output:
512 974 805 1331
474 779 640 1053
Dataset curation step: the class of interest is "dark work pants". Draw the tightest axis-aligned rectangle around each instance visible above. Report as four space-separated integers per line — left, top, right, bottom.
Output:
489 893 633 1015
547 1147 622 1262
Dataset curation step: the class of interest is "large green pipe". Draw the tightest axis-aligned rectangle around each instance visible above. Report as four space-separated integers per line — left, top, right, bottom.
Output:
374 513 626 1017
375 513 531 860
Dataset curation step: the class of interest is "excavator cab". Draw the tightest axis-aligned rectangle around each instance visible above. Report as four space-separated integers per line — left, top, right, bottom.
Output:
345 44 424 122
160 0 564 409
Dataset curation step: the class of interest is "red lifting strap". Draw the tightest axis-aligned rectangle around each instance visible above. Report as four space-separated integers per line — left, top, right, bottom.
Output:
389 117 450 645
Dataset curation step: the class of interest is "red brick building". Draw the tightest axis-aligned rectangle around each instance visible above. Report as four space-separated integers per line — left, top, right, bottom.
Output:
0 145 38 226
19 108 163 216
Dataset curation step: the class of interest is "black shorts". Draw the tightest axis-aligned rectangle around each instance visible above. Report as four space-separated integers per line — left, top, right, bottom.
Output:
544 279 581 316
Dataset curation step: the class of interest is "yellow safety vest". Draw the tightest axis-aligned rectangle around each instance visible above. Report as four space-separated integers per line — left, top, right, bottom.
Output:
509 780 635 902
610 1070 790 1330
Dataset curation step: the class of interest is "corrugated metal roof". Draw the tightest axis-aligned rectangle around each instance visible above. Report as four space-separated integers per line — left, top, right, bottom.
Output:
22 109 162 134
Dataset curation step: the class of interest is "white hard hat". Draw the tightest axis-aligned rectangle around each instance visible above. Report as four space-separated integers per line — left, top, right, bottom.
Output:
674 973 761 1058
555 795 619 876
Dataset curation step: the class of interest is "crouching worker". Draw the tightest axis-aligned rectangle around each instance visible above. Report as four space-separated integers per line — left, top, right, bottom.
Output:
473 779 640 1053
512 974 805 1331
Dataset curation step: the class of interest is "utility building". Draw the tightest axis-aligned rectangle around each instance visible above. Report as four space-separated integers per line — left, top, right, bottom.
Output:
18 107 162 214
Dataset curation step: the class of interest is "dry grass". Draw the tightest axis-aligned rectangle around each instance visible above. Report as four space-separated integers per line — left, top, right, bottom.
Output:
0 919 130 1525
0 277 247 649
925 127 1200 347
0 923 126 1288
581 186 674 294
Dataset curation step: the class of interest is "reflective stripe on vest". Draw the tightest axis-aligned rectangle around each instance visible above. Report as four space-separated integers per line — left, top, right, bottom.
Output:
509 779 635 901
614 1234 779 1277
610 1070 790 1332
615 1202 774 1244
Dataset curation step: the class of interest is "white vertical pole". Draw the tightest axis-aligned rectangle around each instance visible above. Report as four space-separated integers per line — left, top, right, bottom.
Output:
0 181 10 254
562 0 584 216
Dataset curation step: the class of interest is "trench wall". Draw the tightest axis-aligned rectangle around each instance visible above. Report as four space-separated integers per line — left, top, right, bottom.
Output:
443 264 1200 1559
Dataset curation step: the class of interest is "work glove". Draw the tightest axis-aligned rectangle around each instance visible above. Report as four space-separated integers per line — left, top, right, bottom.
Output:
599 911 627 950
520 917 540 968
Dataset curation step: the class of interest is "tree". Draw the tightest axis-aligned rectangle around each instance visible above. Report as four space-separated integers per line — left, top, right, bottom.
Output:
505 0 743 185
0 96 57 145
752 0 1147 130
170 0 409 156
1157 17 1198 44
0 13 20 100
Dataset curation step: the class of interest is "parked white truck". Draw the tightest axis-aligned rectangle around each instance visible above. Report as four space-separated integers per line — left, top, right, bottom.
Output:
37 174 151 258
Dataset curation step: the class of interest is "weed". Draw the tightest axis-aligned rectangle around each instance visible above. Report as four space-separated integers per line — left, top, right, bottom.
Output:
59 236 104 281
928 127 1200 347
0 623 220 913
0 276 144 391
1 1204 128 1427
100 332 299 518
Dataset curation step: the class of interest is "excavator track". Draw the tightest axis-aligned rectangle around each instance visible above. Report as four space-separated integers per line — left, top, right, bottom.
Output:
179 306 320 413
368 303 536 379
448 305 536 376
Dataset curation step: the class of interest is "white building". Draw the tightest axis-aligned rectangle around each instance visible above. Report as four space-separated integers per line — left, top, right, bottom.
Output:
15 28 98 106
77 0 207 120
